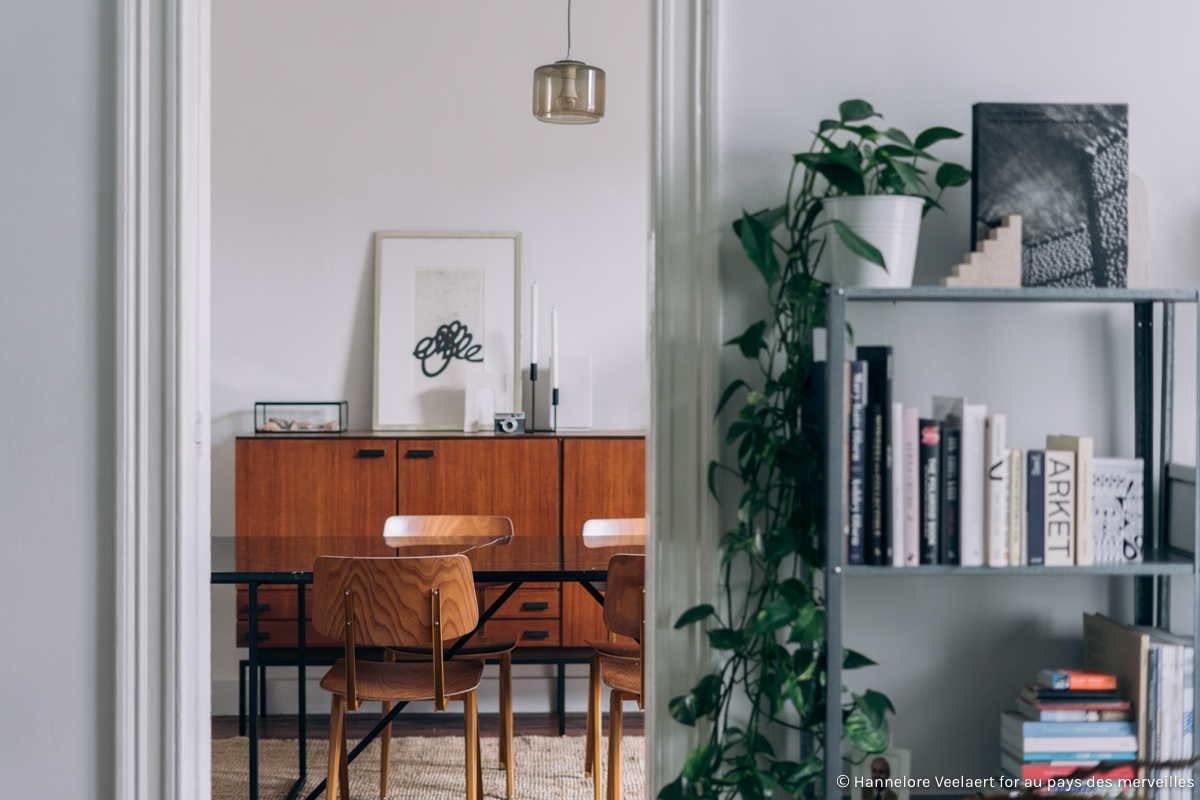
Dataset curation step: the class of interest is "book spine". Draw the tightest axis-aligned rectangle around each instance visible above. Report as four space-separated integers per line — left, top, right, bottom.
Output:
1021 751 1138 761
847 361 867 564
1038 670 1118 691
1076 441 1094 565
960 404 987 566
841 363 851 564
1044 449 1076 566
985 414 1009 566
919 420 941 564
890 402 905 566
940 428 960 564
857 347 893 567
867 403 885 565
902 408 920 566
1008 449 1023 566
1026 451 1045 565
1017 721 1135 737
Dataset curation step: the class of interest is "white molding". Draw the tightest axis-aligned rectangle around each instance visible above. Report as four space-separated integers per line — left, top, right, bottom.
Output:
116 0 211 798
647 1 720 796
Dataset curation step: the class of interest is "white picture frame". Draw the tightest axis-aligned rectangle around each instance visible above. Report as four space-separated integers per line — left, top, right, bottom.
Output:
847 748 911 800
373 232 521 430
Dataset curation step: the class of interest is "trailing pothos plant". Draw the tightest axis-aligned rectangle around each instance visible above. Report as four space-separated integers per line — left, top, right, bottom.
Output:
660 101 969 800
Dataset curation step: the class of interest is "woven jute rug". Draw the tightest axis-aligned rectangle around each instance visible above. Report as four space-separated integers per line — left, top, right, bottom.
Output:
212 735 646 800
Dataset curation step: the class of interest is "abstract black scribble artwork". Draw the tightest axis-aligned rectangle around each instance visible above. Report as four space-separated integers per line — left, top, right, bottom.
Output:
412 320 483 378
972 103 1128 287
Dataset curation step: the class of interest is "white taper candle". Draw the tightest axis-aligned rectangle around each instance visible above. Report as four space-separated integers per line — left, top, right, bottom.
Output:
530 282 539 366
551 307 560 389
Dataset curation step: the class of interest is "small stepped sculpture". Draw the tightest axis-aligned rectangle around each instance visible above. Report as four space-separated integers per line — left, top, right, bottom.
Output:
941 215 1022 287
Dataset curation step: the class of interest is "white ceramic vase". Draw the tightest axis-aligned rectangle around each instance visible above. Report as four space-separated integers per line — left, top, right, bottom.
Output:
823 195 924 288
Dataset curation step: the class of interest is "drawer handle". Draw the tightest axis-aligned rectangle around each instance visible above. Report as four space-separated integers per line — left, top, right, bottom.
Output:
358 449 387 458
242 632 271 641
406 449 435 459
523 630 550 639
242 603 271 613
522 602 550 611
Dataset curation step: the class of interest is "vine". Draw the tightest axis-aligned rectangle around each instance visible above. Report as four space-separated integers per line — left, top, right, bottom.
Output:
660 100 969 800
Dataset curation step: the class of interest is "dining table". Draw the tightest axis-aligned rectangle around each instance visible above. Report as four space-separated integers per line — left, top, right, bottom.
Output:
211 531 645 800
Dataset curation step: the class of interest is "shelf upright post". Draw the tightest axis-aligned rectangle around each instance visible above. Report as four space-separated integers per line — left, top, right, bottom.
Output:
1157 303 1175 629
824 288 847 800
1193 298 1200 797
1134 302 1155 625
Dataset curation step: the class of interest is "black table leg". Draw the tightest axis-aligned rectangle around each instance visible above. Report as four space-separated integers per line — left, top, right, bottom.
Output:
239 660 247 736
260 665 267 716
581 581 605 606
557 663 566 736
286 581 307 800
248 581 259 800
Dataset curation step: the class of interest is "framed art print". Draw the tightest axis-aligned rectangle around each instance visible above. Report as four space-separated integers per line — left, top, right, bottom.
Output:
373 232 521 430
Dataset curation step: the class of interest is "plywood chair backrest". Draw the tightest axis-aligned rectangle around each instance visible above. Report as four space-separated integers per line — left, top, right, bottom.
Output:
602 554 645 641
313 555 478 646
383 515 513 542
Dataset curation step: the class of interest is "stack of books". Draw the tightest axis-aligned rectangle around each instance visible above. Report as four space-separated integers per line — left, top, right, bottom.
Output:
1000 670 1136 785
827 345 1146 568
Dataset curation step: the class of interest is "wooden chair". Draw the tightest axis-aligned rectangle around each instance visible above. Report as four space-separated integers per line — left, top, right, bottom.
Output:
584 554 644 800
580 520 646 795
380 515 518 800
314 555 485 800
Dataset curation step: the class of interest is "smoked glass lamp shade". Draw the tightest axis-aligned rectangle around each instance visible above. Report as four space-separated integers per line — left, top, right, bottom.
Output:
532 60 605 124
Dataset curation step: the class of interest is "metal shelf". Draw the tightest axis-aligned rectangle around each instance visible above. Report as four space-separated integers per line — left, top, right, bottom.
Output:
842 555 1193 577
841 286 1199 303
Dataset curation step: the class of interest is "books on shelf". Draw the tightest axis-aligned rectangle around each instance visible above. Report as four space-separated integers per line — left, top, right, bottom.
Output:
1016 697 1133 722
998 750 1135 785
1037 669 1117 691
838 349 1147 570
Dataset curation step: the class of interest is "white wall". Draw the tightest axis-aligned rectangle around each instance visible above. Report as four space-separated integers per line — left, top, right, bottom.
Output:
718 0 1200 784
211 0 650 713
0 0 115 795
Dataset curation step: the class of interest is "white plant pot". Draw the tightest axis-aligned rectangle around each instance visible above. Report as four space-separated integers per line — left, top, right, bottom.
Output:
823 195 924 288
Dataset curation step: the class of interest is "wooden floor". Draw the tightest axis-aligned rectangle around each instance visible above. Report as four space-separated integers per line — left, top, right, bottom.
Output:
213 712 644 740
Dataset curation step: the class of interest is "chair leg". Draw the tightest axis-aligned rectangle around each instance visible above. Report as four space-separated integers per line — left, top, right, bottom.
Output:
340 700 351 800
591 659 603 800
381 651 395 799
607 691 624 800
476 716 484 800
501 650 513 800
464 690 479 800
584 656 595 777
328 694 345 800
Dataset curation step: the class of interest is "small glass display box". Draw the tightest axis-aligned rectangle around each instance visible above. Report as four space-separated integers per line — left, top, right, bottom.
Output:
254 401 348 433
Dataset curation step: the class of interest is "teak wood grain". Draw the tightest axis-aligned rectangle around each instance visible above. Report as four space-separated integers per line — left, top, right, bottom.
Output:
236 437 396 559
561 439 646 646
319 658 485 703
313 555 478 644
482 588 561 618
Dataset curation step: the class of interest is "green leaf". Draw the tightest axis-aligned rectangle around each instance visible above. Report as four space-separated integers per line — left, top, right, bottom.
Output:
753 597 798 635
815 163 866 195
657 778 685 800
843 648 877 669
707 628 745 651
842 124 882 141
831 220 886 270
751 731 775 757
844 705 890 753
883 127 912 146
818 118 839 133
675 604 715 629
935 162 971 189
682 744 721 782
913 126 963 150
874 143 937 162
737 210 781 285
788 605 824 643
878 154 926 195
726 320 767 359
715 379 749 416
668 693 698 726
839 99 878 123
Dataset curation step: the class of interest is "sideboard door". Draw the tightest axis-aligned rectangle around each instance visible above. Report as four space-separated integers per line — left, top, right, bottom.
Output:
561 438 646 646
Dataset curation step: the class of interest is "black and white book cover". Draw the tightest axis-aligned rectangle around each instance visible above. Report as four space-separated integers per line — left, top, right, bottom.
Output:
972 103 1128 287
848 361 868 564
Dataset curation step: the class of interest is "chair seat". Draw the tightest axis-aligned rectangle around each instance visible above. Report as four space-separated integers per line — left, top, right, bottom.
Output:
601 658 641 695
320 658 484 701
585 639 641 660
386 634 517 657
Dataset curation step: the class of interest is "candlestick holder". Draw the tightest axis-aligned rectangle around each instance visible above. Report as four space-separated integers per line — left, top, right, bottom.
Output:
551 387 559 433
529 363 539 433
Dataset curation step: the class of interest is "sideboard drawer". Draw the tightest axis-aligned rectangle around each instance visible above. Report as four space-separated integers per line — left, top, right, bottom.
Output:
485 618 561 647
484 588 560 618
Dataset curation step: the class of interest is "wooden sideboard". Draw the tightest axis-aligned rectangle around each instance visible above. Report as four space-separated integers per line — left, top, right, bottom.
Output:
235 432 645 650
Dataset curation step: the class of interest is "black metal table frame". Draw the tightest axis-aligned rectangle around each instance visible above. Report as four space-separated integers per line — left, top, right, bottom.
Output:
211 569 610 800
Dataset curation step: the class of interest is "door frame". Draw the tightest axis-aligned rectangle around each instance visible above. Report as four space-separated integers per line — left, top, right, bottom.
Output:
115 0 720 796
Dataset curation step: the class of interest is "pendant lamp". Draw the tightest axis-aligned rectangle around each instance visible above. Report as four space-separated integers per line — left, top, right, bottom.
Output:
533 0 605 124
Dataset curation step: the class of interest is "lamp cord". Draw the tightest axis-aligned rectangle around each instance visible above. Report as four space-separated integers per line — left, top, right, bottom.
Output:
566 0 572 60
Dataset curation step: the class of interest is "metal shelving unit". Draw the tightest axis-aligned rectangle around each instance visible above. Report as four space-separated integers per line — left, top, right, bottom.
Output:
821 287 1200 800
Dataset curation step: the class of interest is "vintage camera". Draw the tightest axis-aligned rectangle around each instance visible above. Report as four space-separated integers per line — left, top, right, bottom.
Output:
494 412 526 434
